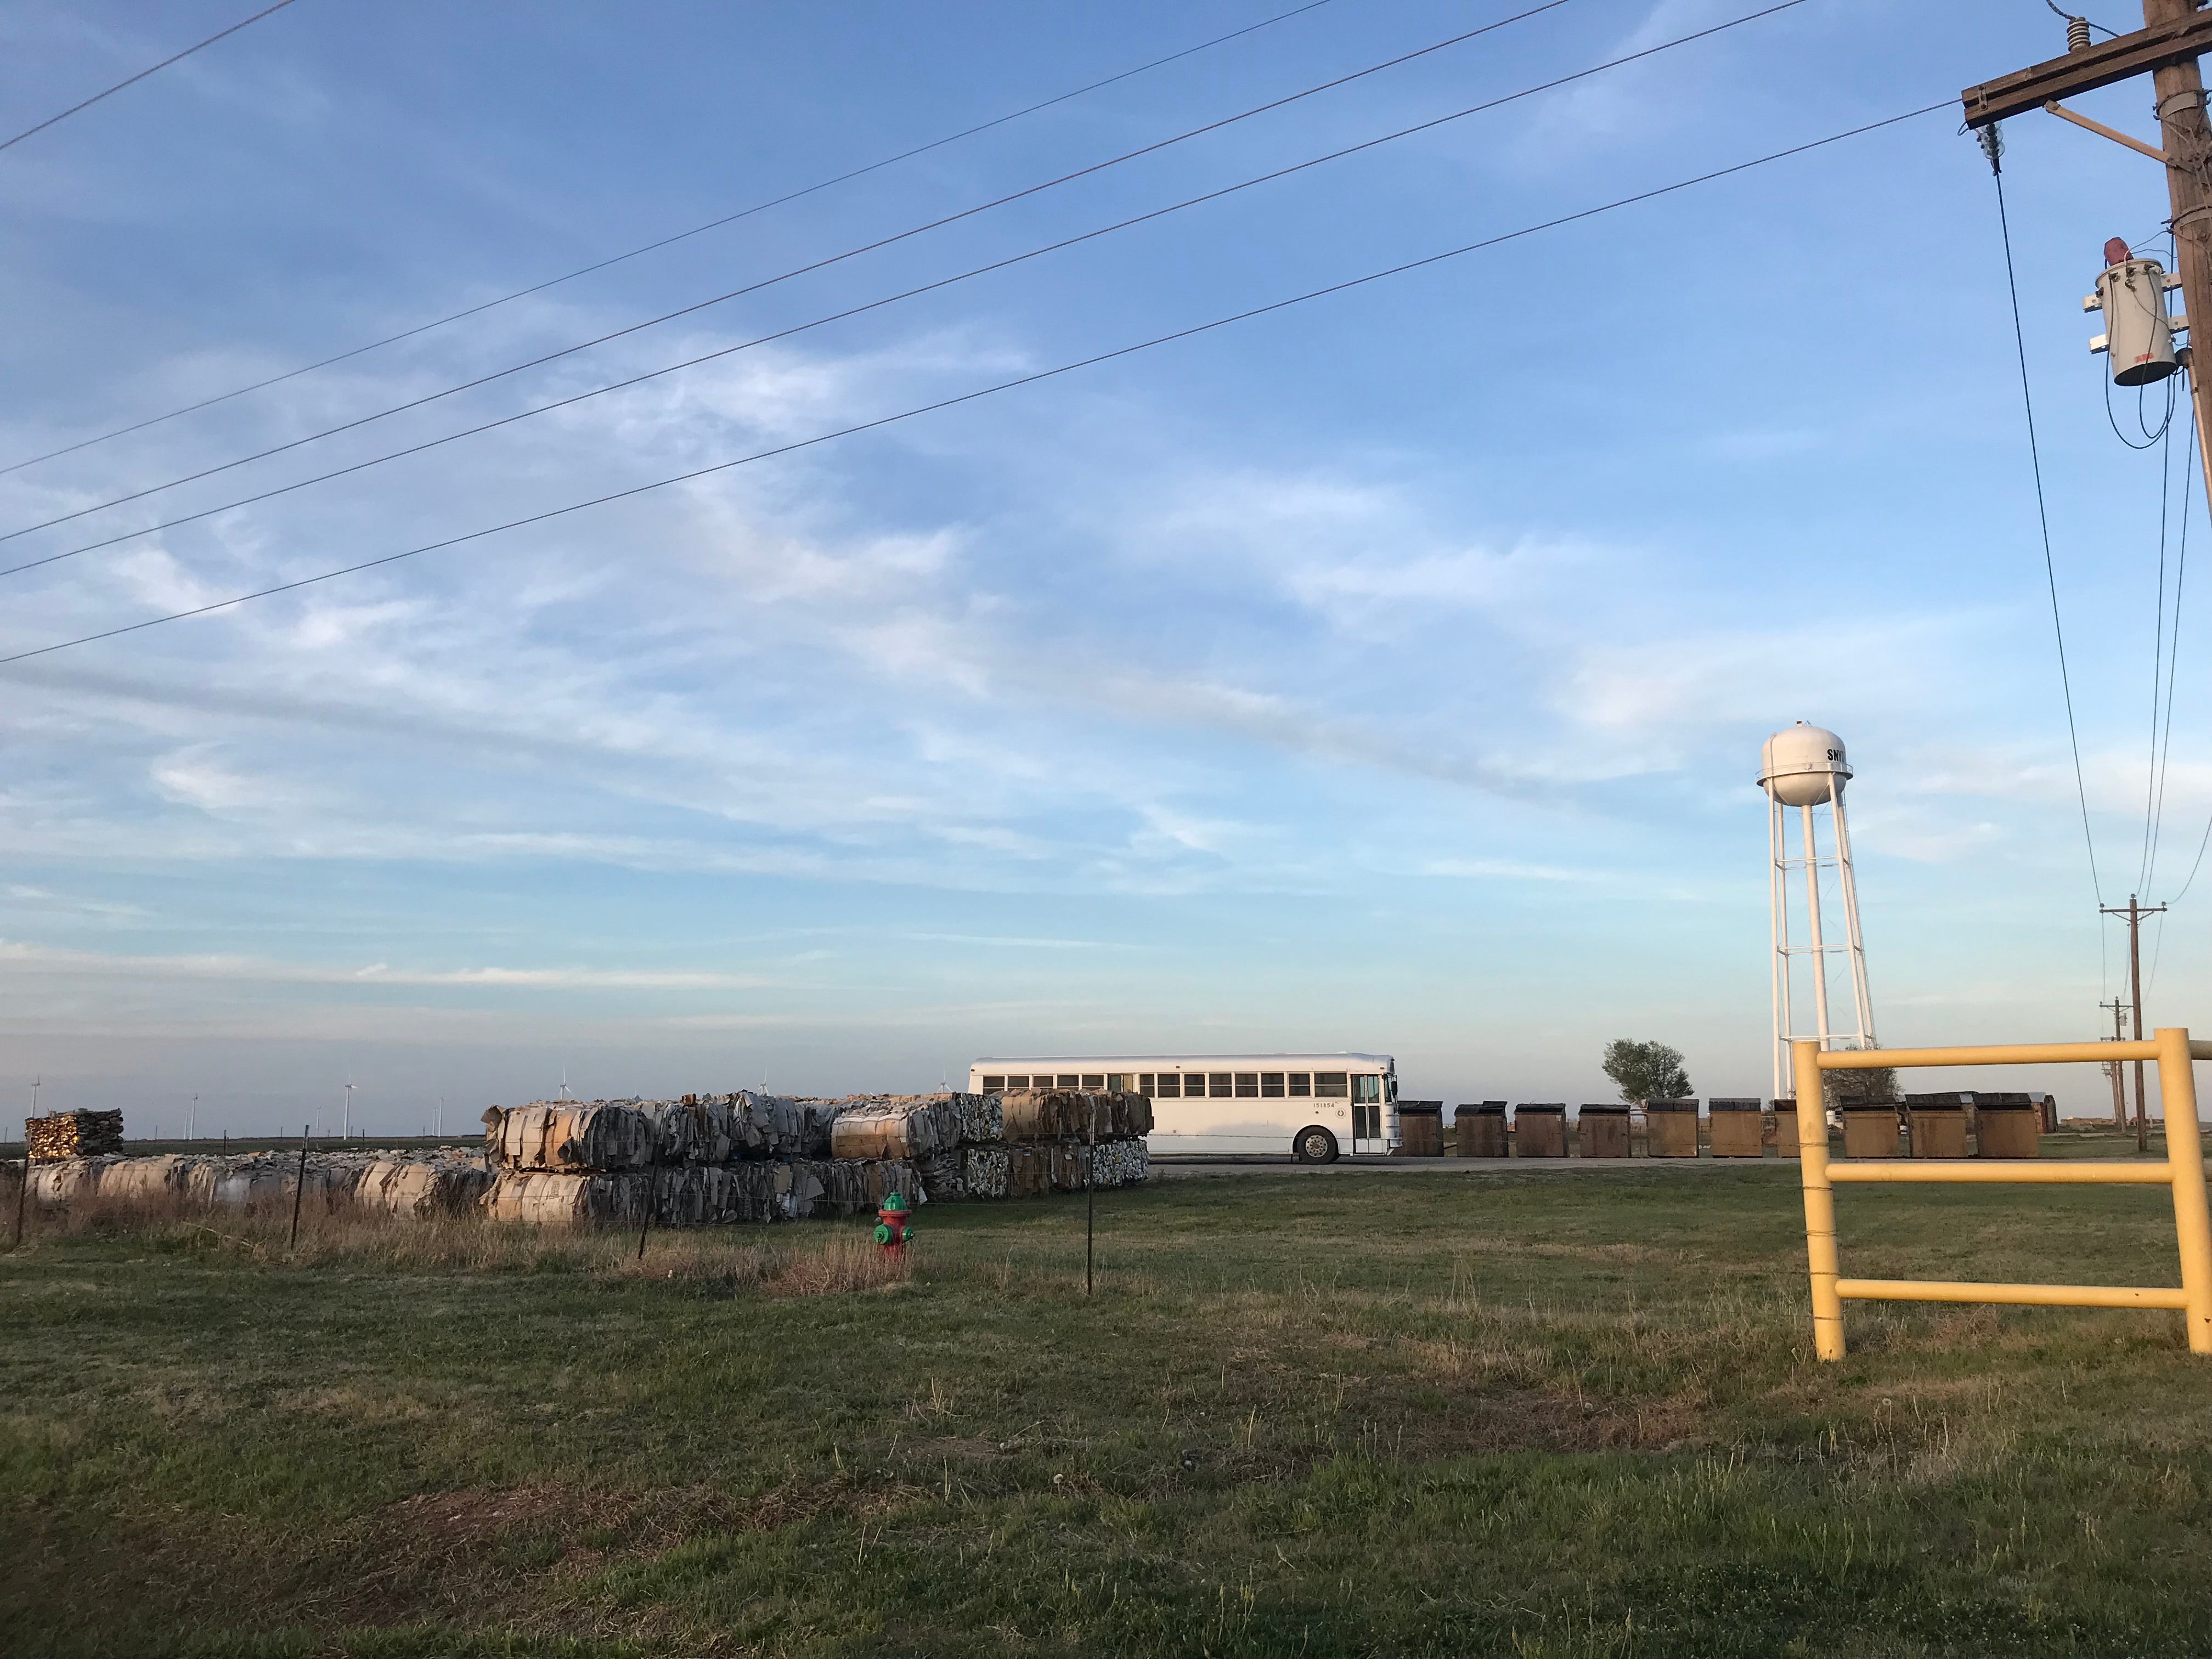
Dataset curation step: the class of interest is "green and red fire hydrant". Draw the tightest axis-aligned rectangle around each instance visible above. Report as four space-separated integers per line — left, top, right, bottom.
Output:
873 1192 913 1254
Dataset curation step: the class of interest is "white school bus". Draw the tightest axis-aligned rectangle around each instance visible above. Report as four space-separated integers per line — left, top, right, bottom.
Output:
968 1053 1399 1161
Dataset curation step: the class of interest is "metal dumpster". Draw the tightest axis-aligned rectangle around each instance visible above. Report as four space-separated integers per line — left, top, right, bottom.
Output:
1841 1102 1903 1159
1395 1102 1443 1157
1973 1091 2043 1159
1514 1103 1567 1158
1577 1104 1630 1158
1772 1098 1801 1159
1645 1098 1700 1158
1454 1103 1507 1158
1905 1092 1970 1159
1708 1097 1765 1157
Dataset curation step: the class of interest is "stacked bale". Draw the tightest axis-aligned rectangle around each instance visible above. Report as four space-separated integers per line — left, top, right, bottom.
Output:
477 1085 1139 1228
25 1147 487 1215
993 1089 1150 1195
26 1110 124 1161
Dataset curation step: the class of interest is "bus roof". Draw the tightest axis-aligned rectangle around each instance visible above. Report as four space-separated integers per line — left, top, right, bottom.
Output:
971 1053 1393 1067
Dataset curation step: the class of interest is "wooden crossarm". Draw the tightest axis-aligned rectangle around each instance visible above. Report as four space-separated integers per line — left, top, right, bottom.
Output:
1963 13 2212 128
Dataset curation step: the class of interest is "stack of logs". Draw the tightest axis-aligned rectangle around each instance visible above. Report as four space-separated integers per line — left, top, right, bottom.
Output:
25 1110 124 1162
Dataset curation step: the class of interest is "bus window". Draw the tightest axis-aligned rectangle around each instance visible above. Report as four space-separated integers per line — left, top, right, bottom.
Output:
1081 1074 1105 1090
1209 1073 1232 1097
1056 1074 1079 1088
1261 1073 1284 1097
1108 1074 1135 1092
1153 1074 1178 1097
1234 1073 1258 1097
1386 1076 1398 1102
1353 1075 1382 1104
1315 1073 1348 1097
983 1076 1006 1092
1289 1073 1311 1096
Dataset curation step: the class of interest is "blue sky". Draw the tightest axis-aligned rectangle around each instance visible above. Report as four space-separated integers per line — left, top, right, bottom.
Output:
1 0 2202 1133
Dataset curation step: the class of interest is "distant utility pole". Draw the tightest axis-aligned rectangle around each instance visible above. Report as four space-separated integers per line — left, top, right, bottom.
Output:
2102 894 2169 1150
1966 3 2212 523
2102 997 2133 1125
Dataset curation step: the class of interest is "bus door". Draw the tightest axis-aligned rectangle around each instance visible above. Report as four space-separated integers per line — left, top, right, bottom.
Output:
1352 1074 1387 1155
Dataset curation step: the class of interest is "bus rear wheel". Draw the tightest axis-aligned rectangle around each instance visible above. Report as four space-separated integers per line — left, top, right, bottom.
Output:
1293 1126 1339 1164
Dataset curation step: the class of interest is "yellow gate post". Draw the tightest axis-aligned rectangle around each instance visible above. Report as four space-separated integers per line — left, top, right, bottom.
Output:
1792 1041 1846 1361
2156 1028 2212 1352
1792 1029 2212 1360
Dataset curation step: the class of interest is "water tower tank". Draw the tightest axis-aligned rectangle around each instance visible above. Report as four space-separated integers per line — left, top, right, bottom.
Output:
1759 723 1850 806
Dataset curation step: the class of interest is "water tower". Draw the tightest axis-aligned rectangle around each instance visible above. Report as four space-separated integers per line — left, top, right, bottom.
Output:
1760 723 1876 1099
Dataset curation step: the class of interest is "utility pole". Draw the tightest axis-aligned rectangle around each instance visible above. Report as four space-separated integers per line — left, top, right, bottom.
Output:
2102 894 2169 1149
2101 996 2133 1125
1965 4 2212 524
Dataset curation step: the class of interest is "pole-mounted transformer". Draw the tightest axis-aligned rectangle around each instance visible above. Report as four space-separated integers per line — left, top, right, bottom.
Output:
2087 235 2183 385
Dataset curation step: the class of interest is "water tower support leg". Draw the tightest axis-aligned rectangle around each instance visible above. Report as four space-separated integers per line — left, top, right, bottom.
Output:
1794 1040 1846 1360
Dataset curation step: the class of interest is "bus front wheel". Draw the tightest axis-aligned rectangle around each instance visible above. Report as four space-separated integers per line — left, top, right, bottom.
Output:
1293 1126 1339 1164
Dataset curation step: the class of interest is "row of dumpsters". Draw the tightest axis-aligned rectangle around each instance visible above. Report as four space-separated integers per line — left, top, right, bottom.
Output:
1391 1094 2050 1159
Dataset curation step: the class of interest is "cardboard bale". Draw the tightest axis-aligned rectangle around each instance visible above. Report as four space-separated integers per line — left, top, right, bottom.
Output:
1454 1104 1507 1158
1001 1090 1107 1143
356 1158 491 1217
958 1094 1005 1145
917 1150 964 1203
962 1146 1010 1199
1577 1106 1630 1159
1645 1099 1701 1158
1708 1098 1765 1158
482 1169 648 1228
1396 1103 1444 1157
1841 1103 1902 1159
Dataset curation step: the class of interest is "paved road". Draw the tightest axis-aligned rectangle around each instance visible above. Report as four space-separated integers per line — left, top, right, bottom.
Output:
1148 1154 1772 1179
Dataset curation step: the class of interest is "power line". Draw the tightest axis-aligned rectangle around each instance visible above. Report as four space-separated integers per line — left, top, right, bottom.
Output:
2138 404 2174 890
1989 156 2104 907
2 1 1803 583
0 0 303 156
0 101 1952 670
0 0 1601 549
2148 394 2196 894
0 0 1424 479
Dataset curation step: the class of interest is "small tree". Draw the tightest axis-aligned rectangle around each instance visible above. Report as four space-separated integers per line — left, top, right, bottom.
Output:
1601 1039 1692 1104
1823 1060 1897 1109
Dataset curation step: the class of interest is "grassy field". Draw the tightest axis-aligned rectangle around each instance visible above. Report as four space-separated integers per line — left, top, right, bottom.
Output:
5 1158 2211 1657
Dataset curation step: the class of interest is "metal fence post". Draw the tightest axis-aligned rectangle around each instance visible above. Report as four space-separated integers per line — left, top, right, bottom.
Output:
1794 1040 1847 1361
2155 1028 2212 1353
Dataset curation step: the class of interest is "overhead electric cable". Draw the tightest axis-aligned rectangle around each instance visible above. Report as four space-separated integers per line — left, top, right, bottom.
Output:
0 100 1950 670
1989 155 2104 906
0 0 303 155
2139 409 2174 890
0 0 1442 478
2147 395 2195 893
0 0 1616 547
2 0 1804 582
